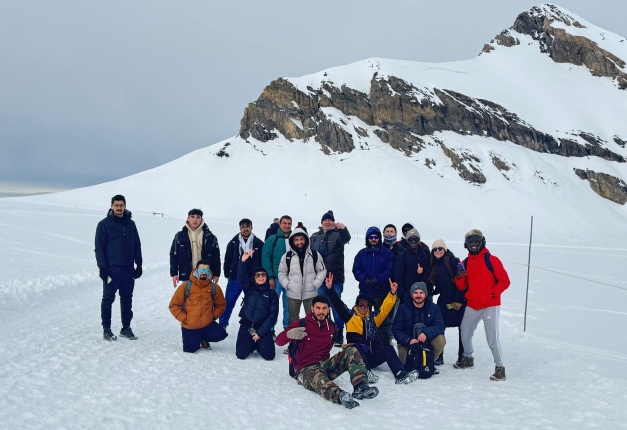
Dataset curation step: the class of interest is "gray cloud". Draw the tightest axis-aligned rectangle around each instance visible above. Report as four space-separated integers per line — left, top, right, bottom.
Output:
0 0 624 191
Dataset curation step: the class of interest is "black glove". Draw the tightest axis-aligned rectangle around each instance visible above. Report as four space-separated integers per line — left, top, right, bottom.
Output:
365 278 378 288
134 266 143 279
99 267 108 281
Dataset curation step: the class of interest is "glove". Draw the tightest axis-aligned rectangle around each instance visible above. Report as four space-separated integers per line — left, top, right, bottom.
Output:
286 327 307 340
365 278 378 288
134 266 143 279
99 268 108 281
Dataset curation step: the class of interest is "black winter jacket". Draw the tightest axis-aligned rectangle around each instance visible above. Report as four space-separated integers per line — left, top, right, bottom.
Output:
393 242 430 298
223 234 264 280
430 254 466 327
95 209 142 268
237 262 278 338
265 223 279 240
169 224 220 281
310 227 351 283
392 293 444 348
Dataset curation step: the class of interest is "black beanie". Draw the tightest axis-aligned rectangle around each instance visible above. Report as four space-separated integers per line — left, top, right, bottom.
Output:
321 210 335 223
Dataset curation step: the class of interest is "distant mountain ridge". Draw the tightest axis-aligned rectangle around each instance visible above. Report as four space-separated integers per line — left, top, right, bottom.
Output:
237 3 627 204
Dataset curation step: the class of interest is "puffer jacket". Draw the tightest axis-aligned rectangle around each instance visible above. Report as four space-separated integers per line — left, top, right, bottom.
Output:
262 230 291 279
169 274 226 329
430 252 466 327
310 226 351 283
95 209 142 268
352 227 395 299
392 292 444 347
454 247 510 310
393 242 430 298
169 223 221 281
237 263 278 338
278 227 326 300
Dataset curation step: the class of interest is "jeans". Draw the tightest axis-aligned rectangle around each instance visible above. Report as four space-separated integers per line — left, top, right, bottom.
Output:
273 278 289 330
353 343 404 376
219 278 242 328
101 265 135 329
316 281 344 329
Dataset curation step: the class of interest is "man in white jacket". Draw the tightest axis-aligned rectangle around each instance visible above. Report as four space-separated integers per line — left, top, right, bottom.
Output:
279 223 327 325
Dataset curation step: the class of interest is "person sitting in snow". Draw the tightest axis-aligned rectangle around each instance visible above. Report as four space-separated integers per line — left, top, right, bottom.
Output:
275 296 378 409
169 260 228 352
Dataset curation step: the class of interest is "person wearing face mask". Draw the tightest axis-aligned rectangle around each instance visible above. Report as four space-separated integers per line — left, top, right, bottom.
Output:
427 239 466 366
454 229 510 382
382 224 402 257
169 260 228 353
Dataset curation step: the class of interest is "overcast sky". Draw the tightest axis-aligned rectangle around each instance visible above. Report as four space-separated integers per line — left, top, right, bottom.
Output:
1 0 624 193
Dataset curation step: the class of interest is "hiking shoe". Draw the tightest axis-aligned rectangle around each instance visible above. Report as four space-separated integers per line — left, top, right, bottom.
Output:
103 328 117 341
334 331 344 348
366 369 379 384
490 366 506 381
453 356 474 369
200 340 211 350
119 327 138 340
283 348 289 354
339 391 360 409
433 368 440 375
352 383 379 400
434 355 444 366
395 370 419 385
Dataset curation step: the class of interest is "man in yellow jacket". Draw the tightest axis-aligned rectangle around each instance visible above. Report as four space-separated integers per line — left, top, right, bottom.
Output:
169 259 228 352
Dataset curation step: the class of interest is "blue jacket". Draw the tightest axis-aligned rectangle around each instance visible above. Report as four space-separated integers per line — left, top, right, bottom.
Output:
223 234 264 280
392 293 445 348
237 263 278 338
352 227 395 298
169 224 221 281
95 209 142 268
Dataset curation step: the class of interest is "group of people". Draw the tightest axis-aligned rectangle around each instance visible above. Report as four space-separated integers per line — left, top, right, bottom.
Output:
95 195 511 409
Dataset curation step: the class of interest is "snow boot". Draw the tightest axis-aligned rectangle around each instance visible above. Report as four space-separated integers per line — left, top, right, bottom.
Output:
453 356 474 369
395 370 419 385
434 354 444 366
490 366 506 381
334 330 344 348
339 391 360 409
119 327 138 340
366 369 379 384
103 328 117 341
352 383 379 400
200 340 212 350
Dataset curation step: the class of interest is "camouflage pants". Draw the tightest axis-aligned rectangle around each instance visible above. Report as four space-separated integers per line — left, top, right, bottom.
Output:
298 346 367 404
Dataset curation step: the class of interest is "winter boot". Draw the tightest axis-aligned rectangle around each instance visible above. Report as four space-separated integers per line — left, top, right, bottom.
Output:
103 328 117 341
352 383 379 400
395 370 419 385
334 330 344 348
366 369 379 384
453 356 474 369
339 391 360 409
119 327 138 340
490 366 506 381
200 340 212 350
434 353 444 366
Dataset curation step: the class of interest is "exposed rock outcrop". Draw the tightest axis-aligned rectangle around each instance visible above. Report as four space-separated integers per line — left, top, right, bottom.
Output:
574 168 627 204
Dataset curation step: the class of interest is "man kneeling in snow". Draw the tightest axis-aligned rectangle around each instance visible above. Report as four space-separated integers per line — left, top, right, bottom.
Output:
169 260 228 352
275 296 378 409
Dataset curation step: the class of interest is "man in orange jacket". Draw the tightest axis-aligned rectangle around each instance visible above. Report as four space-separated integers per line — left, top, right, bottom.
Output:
453 229 510 381
169 260 228 352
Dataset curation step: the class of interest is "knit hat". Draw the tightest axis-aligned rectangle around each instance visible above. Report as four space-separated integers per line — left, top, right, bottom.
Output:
402 223 414 235
321 210 335 223
410 282 428 296
464 229 484 242
405 228 420 240
432 239 447 251
252 267 268 284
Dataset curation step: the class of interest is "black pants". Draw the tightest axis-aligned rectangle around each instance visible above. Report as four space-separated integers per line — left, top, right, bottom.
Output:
101 266 134 329
353 343 404 376
235 325 276 361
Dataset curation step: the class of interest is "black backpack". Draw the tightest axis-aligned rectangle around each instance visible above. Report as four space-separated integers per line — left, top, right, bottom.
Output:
405 342 435 379
463 252 497 282
285 250 319 275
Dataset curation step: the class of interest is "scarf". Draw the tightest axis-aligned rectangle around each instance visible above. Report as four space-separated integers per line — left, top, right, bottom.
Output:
239 232 256 254
383 233 397 245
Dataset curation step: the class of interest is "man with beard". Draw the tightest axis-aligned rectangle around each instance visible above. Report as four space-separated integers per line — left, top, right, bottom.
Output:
220 218 264 330
279 223 326 324
169 260 228 352
394 228 431 299
170 208 220 287
95 194 142 341
262 215 292 332
392 282 445 366
310 210 351 346
454 229 510 381
275 296 378 409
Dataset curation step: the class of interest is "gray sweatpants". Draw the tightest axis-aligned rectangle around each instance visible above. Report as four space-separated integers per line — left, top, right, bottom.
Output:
460 306 503 367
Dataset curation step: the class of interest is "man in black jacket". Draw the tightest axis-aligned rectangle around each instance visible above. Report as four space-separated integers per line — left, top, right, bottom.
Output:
169 208 221 287
394 229 431 299
95 195 142 341
310 210 351 346
219 218 264 329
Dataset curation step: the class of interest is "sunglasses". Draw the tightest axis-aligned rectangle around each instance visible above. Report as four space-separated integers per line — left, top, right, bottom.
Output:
467 239 481 245
433 247 445 252
357 300 370 308
407 238 420 243
197 268 211 275
254 273 267 278
368 235 380 240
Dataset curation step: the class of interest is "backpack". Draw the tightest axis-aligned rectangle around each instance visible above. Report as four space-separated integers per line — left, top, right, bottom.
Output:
405 342 435 379
463 252 497 282
288 319 307 378
181 279 216 311
285 250 319 275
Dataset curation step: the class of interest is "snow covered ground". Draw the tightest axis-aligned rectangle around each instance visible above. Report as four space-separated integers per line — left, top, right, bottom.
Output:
1 198 626 429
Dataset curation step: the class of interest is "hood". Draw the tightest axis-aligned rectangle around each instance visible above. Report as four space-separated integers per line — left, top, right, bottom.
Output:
252 266 270 288
289 226 310 250
364 226 381 246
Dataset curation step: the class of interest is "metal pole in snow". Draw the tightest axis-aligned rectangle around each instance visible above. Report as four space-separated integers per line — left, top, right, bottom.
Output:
523 216 533 332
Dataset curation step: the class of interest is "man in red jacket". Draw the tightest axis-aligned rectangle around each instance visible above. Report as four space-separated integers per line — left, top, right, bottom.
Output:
275 296 378 409
453 229 510 381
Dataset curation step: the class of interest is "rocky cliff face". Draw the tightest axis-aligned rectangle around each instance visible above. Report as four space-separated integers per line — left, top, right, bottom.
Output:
238 4 627 203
